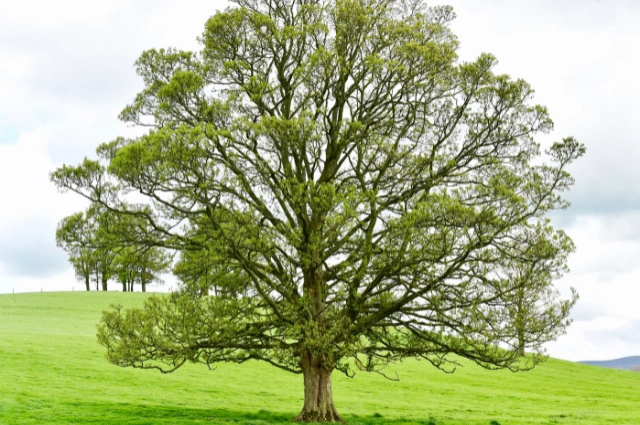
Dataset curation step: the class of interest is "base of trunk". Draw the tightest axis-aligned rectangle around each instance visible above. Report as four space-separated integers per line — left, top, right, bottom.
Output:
294 351 343 423
293 408 343 423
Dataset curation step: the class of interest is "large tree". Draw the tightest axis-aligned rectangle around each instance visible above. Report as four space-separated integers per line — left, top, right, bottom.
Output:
51 0 584 421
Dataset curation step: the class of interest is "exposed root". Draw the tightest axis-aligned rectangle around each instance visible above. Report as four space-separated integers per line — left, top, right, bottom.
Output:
293 408 344 423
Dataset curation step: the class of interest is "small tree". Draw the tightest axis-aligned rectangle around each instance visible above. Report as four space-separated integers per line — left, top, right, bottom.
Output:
173 221 249 297
139 248 172 292
56 212 97 291
70 250 95 291
56 207 119 291
52 0 585 421
113 246 137 292
94 246 116 291
115 246 171 292
99 213 172 293
174 249 248 297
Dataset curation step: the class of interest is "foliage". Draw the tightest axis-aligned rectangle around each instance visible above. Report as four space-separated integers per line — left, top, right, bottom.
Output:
503 234 578 356
113 246 172 292
172 221 249 297
51 0 585 420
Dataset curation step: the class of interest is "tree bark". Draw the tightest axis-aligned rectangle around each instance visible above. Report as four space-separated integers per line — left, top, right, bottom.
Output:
518 337 525 356
141 280 146 293
294 351 342 423
516 294 526 356
85 276 90 291
518 328 526 356
101 276 108 291
122 281 127 292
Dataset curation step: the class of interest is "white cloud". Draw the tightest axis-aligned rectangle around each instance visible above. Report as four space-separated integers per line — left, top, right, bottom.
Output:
0 0 125 27
0 0 227 294
0 129 87 279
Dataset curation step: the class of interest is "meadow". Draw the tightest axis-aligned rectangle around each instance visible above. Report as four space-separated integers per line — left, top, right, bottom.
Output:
0 292 638 425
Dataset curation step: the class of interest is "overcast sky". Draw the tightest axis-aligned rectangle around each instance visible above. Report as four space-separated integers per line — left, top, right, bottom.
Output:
0 0 638 362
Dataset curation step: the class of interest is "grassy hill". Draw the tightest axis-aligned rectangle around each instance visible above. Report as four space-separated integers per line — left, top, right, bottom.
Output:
1 292 639 425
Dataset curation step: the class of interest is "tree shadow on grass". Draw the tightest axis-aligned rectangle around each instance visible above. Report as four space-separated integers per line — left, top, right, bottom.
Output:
41 401 442 425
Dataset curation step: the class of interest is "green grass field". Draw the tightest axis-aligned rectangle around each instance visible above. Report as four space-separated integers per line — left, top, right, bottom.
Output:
0 292 639 425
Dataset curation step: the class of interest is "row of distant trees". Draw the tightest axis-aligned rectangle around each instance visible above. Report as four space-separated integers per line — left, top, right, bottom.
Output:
56 204 244 295
55 206 171 292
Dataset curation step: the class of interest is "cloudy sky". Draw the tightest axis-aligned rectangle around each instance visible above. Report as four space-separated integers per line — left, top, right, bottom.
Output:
0 0 638 362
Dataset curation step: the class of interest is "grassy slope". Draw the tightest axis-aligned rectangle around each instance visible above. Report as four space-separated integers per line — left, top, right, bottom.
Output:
0 293 638 425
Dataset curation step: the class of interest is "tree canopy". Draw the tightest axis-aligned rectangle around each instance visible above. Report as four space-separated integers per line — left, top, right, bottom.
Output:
51 0 584 421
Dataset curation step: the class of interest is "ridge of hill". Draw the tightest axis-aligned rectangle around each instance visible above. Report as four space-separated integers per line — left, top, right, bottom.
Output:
1 292 640 425
579 356 640 370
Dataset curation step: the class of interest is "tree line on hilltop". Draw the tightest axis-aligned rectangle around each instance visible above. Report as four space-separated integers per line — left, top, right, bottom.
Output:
56 206 232 294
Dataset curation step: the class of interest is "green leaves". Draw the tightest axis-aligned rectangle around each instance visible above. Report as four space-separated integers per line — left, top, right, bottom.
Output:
98 292 299 373
51 159 104 192
52 0 585 383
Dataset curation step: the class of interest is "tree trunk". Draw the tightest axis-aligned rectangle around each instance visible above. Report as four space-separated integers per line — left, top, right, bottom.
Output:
518 337 525 357
85 276 90 291
518 329 525 356
100 266 108 291
141 280 146 293
122 281 127 292
294 241 341 422
294 351 342 423
516 294 526 356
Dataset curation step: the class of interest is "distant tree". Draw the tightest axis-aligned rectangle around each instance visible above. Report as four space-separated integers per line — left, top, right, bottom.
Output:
174 248 248 297
173 220 249 297
56 206 119 291
113 246 137 292
94 247 116 292
70 248 96 292
140 247 172 292
98 213 172 293
56 212 97 291
52 0 585 421
172 249 212 294
115 246 171 292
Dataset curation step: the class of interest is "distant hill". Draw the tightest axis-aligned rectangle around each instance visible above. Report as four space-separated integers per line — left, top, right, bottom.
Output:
579 356 640 370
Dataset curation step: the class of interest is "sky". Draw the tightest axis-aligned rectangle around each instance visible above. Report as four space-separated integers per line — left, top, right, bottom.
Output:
0 0 638 362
